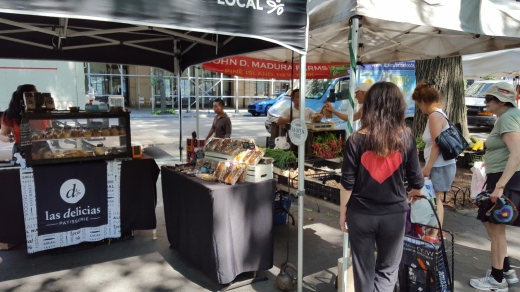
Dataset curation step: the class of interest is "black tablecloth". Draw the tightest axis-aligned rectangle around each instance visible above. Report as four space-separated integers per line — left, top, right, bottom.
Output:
161 166 275 285
0 156 160 244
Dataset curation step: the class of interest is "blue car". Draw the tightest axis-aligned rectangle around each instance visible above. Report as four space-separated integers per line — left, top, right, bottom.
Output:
248 92 287 116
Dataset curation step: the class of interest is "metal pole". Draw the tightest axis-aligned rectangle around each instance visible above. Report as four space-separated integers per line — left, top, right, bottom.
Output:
187 67 191 113
235 76 239 113
137 66 140 110
271 78 274 98
297 54 307 292
195 65 200 139
220 72 224 100
347 17 360 137
151 67 155 111
87 63 91 88
120 65 123 97
174 38 183 161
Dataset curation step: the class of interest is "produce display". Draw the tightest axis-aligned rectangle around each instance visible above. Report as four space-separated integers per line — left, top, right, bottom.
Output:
468 136 484 151
264 148 296 170
311 132 343 159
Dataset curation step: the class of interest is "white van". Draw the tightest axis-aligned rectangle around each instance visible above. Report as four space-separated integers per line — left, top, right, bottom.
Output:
465 80 514 127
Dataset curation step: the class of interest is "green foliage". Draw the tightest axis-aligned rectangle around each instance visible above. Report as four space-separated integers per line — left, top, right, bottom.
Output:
483 76 496 80
264 148 296 169
415 137 426 150
167 109 176 114
151 109 162 115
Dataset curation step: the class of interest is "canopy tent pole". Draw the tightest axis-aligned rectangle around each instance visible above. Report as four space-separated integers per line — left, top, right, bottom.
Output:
174 38 183 161
347 17 360 137
195 65 200 139
297 54 307 292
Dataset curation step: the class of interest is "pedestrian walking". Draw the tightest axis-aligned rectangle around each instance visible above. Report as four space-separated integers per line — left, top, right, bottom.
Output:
470 82 520 292
339 81 424 292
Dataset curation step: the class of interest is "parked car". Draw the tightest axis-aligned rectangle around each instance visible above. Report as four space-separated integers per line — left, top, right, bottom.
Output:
465 80 514 127
248 92 287 116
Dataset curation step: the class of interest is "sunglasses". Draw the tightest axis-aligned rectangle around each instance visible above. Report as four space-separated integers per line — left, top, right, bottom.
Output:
484 95 498 103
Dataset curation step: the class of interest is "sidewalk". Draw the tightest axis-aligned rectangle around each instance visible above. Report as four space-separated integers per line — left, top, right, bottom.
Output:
129 107 254 119
1 170 519 291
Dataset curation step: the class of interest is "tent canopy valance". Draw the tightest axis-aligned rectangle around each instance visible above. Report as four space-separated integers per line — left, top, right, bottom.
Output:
246 0 520 64
0 0 308 72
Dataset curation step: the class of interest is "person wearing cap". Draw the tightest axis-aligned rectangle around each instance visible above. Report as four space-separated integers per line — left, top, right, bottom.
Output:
470 82 520 291
322 82 371 121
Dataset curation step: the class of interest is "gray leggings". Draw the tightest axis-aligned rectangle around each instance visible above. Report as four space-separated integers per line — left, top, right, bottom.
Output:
347 209 406 292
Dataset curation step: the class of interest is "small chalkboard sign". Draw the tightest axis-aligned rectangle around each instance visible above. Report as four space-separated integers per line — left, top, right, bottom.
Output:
19 120 32 147
242 142 256 150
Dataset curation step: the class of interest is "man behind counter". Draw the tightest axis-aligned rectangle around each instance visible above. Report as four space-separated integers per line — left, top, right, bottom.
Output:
323 83 371 122
206 98 232 140
276 89 323 125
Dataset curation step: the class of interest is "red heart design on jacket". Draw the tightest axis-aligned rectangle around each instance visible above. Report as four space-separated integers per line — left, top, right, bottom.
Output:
361 151 402 184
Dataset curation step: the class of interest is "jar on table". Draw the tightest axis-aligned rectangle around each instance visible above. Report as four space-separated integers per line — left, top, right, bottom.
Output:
63 126 72 138
83 128 92 138
110 125 120 136
94 144 105 156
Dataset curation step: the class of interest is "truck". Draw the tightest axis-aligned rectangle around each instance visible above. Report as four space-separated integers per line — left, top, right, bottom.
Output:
0 60 86 111
265 61 417 133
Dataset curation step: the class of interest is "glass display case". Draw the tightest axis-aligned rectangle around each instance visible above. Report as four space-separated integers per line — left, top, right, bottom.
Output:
20 111 131 166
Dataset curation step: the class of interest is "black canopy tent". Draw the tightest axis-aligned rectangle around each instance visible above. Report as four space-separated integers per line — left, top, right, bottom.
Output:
0 0 308 159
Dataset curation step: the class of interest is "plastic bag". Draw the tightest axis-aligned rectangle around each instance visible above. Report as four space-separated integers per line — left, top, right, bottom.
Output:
247 149 264 165
274 136 291 150
410 178 436 226
470 161 486 199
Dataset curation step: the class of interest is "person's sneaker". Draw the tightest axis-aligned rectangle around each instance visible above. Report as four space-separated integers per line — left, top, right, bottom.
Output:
483 269 519 285
504 269 519 285
470 275 508 291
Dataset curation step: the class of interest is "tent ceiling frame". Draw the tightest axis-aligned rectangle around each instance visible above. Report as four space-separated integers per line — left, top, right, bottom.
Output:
0 16 220 54
360 34 429 57
182 33 208 55
375 27 489 39
0 17 58 36
360 26 439 58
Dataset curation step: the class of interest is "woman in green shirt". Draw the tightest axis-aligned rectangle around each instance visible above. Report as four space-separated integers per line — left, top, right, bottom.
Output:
470 82 520 292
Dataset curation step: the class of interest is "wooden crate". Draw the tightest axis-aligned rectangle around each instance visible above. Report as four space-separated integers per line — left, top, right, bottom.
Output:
245 163 274 183
305 129 346 157
0 242 17 250
305 122 335 131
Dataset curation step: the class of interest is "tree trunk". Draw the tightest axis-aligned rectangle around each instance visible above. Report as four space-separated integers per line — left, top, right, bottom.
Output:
412 56 468 139
157 69 167 111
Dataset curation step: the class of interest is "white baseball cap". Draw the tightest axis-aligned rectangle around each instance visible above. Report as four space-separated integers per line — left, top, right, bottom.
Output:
355 83 372 92
481 82 516 105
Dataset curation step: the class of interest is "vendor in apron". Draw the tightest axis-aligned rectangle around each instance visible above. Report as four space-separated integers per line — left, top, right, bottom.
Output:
0 84 49 158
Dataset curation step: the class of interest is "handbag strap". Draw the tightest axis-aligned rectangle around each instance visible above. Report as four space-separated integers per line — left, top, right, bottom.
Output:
432 110 454 128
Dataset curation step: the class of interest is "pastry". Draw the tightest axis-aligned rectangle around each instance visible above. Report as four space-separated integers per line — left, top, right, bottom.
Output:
101 128 110 137
83 129 92 138
92 129 102 137
110 126 120 136
43 151 54 159
119 127 126 136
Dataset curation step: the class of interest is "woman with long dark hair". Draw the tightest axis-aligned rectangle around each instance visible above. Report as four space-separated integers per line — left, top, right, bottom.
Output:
1 84 48 155
339 81 424 292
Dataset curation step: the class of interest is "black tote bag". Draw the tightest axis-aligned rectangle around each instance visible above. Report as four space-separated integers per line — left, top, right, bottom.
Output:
435 113 469 160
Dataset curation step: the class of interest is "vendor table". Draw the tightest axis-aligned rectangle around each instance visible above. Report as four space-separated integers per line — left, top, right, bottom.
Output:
161 166 275 285
0 155 160 244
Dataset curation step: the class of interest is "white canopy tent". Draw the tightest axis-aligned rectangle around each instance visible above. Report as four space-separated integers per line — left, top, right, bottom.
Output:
462 48 520 78
243 1 520 291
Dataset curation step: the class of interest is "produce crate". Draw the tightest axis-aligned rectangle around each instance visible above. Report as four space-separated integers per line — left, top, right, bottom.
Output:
245 163 273 183
305 122 335 131
305 129 346 159
305 158 342 172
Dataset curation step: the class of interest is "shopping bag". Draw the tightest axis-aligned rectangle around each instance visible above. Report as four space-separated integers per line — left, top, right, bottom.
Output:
274 136 290 150
410 178 436 226
470 161 486 199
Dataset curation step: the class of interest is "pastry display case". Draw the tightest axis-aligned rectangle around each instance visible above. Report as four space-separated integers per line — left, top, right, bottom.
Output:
20 111 131 166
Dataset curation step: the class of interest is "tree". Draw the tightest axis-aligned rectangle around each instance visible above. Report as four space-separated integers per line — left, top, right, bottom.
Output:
156 69 167 111
412 56 469 139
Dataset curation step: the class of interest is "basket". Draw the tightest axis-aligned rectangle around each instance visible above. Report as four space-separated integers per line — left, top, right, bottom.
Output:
274 196 292 225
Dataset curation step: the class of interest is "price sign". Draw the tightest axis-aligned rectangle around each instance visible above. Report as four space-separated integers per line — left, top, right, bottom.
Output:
288 118 308 146
242 142 256 150
195 150 205 159
19 120 32 147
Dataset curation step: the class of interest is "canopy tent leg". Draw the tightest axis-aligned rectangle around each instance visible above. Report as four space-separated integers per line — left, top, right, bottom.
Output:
347 17 360 137
196 65 200 139
174 38 183 161
297 53 306 292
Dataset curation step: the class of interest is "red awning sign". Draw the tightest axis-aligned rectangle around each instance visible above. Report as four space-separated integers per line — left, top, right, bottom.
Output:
202 56 349 79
